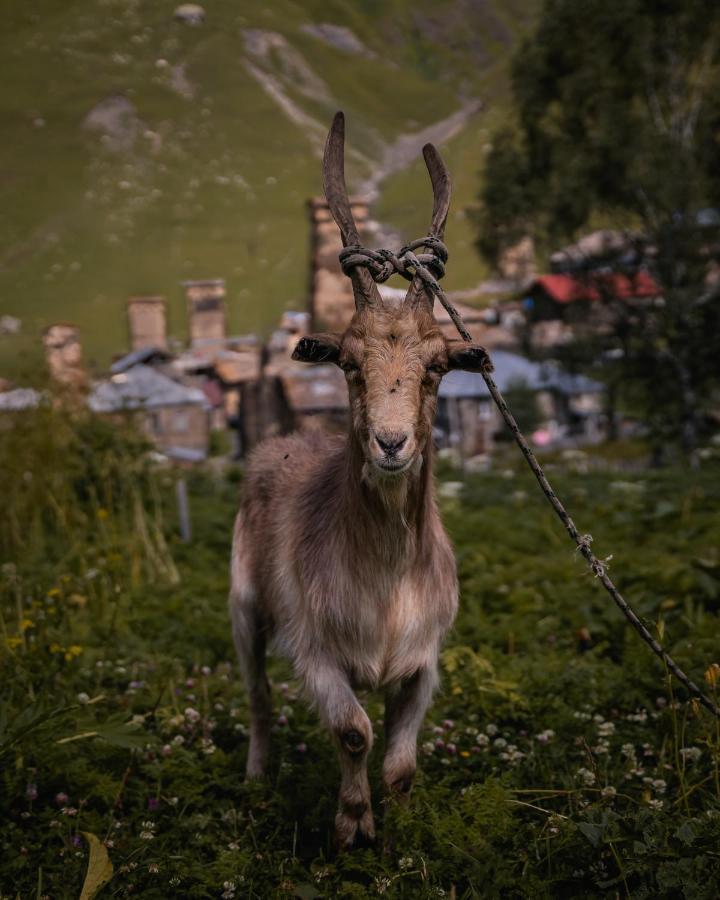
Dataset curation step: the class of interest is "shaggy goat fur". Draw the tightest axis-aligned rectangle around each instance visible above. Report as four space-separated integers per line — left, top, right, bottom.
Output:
229 112 486 849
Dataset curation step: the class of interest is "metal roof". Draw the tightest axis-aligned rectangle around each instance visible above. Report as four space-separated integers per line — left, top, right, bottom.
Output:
88 365 208 413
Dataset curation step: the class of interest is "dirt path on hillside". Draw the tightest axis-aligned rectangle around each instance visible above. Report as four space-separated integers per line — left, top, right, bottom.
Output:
358 99 483 200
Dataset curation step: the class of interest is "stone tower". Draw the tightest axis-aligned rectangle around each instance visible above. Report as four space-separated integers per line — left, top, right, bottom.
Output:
307 197 370 333
43 323 86 388
183 279 226 348
127 296 167 350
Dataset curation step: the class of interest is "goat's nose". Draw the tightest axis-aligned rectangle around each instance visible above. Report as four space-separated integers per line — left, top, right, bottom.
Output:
375 432 408 455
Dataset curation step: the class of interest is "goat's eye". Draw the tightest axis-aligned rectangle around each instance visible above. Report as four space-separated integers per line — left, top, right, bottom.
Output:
341 361 360 375
426 363 446 376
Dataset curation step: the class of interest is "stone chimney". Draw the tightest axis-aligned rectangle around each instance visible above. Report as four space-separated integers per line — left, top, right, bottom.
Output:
183 279 226 348
43 323 86 387
307 197 370 333
127 296 167 350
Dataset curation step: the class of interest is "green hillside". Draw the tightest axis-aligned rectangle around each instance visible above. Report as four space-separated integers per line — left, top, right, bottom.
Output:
0 0 538 380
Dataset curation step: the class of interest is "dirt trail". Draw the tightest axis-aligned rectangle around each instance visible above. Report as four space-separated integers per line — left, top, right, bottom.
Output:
241 28 483 184
358 100 483 200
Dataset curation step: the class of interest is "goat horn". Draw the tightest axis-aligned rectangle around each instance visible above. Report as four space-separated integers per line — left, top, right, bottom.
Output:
323 111 381 310
404 142 452 311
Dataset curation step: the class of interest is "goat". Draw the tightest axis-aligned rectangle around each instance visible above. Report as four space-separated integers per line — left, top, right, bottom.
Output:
229 111 488 850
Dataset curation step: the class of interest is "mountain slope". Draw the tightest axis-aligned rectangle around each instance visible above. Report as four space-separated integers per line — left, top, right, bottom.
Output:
0 0 538 379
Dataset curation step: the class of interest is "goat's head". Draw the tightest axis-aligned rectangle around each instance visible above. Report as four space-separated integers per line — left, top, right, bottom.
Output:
293 112 488 477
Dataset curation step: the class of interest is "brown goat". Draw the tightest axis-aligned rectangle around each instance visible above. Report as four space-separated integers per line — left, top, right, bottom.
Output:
229 112 488 849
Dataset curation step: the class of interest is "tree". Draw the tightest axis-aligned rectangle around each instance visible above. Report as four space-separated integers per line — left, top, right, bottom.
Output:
477 0 720 460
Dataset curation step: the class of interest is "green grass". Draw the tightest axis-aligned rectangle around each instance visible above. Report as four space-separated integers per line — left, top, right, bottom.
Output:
2 408 720 897
0 0 538 382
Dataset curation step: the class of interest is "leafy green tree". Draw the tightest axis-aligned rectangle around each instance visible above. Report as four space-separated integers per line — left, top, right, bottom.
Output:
477 0 720 460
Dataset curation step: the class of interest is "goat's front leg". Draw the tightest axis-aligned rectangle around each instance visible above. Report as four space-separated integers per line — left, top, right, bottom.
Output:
383 666 437 803
304 662 375 850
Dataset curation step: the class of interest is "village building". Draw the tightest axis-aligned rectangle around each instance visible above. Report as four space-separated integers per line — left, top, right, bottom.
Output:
437 349 605 458
0 383 42 416
88 364 210 460
519 270 661 351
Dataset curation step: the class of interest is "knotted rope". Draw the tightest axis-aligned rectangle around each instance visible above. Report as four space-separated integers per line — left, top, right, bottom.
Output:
341 236 720 720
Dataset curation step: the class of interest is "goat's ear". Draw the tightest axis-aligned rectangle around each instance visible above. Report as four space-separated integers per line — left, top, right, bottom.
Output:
446 341 494 373
292 332 342 365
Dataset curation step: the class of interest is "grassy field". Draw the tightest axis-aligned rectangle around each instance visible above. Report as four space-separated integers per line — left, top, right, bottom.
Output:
0 0 538 382
1 408 720 897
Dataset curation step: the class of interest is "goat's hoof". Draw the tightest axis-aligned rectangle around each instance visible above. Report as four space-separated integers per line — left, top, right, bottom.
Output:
244 762 267 781
334 808 376 852
383 773 415 805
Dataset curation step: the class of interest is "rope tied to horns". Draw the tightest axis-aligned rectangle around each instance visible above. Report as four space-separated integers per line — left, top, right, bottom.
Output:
340 237 478 348
340 234 720 720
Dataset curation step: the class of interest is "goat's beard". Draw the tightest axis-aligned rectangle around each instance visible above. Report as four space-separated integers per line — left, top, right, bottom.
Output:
361 453 423 486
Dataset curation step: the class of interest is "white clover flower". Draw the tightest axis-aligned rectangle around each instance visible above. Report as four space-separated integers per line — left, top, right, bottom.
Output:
486 723 499 736
680 746 702 763
494 737 508 749
576 767 596 786
535 729 555 744
184 707 201 723
601 785 617 798
647 798 663 810
597 721 615 736
171 734 185 747
76 692 90 705
140 830 155 841
475 733 489 747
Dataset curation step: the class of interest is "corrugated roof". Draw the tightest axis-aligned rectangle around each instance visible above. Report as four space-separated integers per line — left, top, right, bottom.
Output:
439 350 602 399
88 365 208 413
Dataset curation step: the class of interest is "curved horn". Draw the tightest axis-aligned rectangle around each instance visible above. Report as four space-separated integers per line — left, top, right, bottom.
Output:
423 143 451 239
404 142 452 310
323 111 381 310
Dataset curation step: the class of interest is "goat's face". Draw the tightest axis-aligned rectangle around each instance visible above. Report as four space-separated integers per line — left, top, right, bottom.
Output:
293 306 489 477
340 304 446 474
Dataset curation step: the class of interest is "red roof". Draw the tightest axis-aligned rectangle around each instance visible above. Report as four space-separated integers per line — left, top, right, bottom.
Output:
531 271 661 304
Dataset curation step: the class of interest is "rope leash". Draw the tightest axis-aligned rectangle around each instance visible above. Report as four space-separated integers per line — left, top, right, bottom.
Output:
341 237 720 720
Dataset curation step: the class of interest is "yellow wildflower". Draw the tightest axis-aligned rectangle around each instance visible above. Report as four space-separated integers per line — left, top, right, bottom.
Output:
5 636 22 649
64 645 83 661
47 588 61 598
97 508 109 520
705 663 720 688
20 618 34 631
